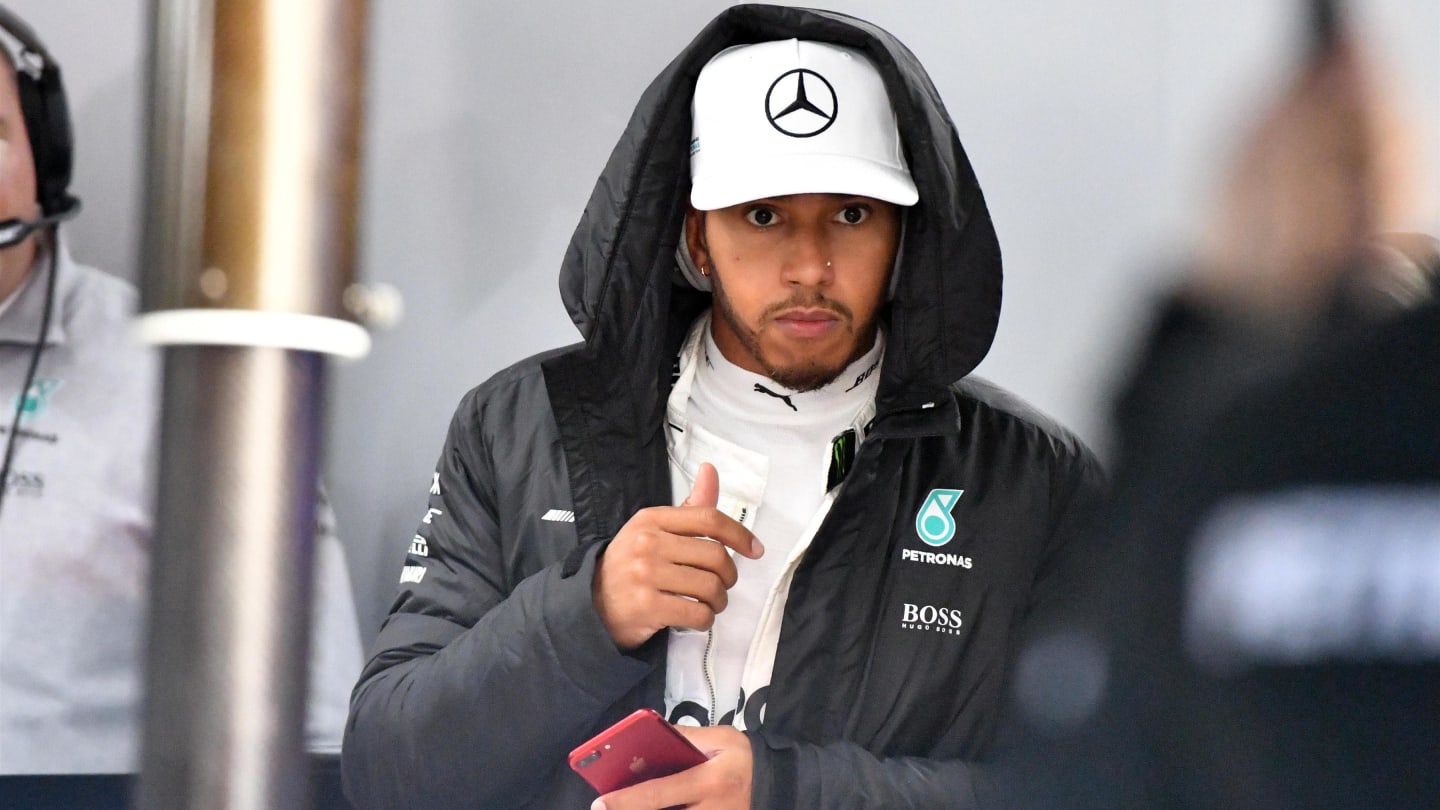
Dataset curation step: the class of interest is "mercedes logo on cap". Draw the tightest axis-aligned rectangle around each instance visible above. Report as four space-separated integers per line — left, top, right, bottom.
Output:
765 69 838 138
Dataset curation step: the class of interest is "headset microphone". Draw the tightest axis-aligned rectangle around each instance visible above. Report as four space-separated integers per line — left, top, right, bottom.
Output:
0 201 80 250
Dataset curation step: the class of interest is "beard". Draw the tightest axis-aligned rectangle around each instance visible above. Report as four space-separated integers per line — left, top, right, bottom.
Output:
710 276 879 393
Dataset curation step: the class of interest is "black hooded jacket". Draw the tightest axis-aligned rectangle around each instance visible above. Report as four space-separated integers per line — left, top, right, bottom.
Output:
343 6 1103 808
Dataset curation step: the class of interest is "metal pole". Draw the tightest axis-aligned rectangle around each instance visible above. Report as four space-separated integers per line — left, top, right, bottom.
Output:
139 347 326 808
135 0 369 807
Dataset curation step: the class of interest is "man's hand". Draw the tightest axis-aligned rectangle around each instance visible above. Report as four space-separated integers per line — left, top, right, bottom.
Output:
592 725 753 810
594 463 763 649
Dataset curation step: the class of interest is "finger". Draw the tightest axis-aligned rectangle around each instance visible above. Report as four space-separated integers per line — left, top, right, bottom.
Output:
654 592 720 632
663 535 740 589
673 724 748 758
673 724 725 755
681 461 720 509
652 508 763 560
651 562 729 614
596 765 700 810
619 530 738 588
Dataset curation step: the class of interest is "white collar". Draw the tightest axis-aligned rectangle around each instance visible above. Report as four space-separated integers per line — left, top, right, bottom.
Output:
667 311 880 436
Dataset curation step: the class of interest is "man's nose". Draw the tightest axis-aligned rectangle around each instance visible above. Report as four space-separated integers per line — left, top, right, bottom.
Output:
782 227 834 286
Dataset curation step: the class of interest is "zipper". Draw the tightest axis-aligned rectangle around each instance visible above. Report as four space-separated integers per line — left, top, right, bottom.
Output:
703 628 716 725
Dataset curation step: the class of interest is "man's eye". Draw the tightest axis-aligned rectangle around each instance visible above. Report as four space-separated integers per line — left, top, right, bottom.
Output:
745 207 777 227
837 206 869 225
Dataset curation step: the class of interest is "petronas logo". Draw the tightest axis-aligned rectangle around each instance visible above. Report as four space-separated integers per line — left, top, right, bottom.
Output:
13 378 61 424
915 489 964 546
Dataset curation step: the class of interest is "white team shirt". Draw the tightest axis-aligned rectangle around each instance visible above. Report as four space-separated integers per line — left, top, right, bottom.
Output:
663 312 881 728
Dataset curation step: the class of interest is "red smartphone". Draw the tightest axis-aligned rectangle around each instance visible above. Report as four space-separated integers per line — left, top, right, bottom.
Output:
568 708 709 795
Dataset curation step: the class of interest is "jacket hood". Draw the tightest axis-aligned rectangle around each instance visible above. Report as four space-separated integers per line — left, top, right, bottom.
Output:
559 4 1002 409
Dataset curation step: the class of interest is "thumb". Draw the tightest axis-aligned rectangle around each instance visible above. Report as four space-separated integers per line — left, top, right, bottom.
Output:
682 462 720 509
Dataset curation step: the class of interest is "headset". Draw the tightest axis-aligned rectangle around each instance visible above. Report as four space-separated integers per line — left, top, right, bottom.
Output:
0 4 79 238
0 4 82 517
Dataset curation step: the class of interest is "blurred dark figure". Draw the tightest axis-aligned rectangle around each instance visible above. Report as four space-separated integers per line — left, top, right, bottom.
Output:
1114 14 1432 479
989 6 1440 809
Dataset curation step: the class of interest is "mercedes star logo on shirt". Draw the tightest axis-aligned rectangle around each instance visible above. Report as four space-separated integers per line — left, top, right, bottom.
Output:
765 68 838 138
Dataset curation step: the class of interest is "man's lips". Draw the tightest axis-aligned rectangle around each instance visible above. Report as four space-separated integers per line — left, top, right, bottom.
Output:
773 308 842 338
775 308 841 323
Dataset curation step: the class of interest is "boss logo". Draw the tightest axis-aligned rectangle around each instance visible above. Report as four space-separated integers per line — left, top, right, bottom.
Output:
900 603 964 635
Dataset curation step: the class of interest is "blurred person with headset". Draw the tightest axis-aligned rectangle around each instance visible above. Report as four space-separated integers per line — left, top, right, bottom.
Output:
0 5 363 804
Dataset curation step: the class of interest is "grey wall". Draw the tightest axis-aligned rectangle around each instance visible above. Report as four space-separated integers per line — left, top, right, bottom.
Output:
11 0 1439 640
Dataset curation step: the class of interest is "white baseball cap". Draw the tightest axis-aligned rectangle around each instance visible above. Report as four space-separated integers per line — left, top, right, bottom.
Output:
689 39 918 211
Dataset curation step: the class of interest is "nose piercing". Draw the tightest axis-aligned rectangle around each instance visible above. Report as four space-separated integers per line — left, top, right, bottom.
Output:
826 260 832 268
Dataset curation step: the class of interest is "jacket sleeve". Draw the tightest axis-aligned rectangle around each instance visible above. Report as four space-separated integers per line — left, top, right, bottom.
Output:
341 390 652 809
750 734 990 809
748 445 1109 810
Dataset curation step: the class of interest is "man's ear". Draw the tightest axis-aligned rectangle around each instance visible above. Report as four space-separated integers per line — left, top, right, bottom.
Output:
684 206 710 273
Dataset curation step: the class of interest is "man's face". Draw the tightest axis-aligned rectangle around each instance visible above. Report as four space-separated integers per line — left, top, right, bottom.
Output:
0 65 38 232
0 63 39 300
686 193 901 392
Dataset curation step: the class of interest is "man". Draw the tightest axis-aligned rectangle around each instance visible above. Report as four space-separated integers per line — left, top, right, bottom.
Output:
344 6 1103 809
0 6 362 793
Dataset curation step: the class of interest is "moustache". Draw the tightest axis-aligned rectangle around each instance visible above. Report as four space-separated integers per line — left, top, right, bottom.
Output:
760 295 854 323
